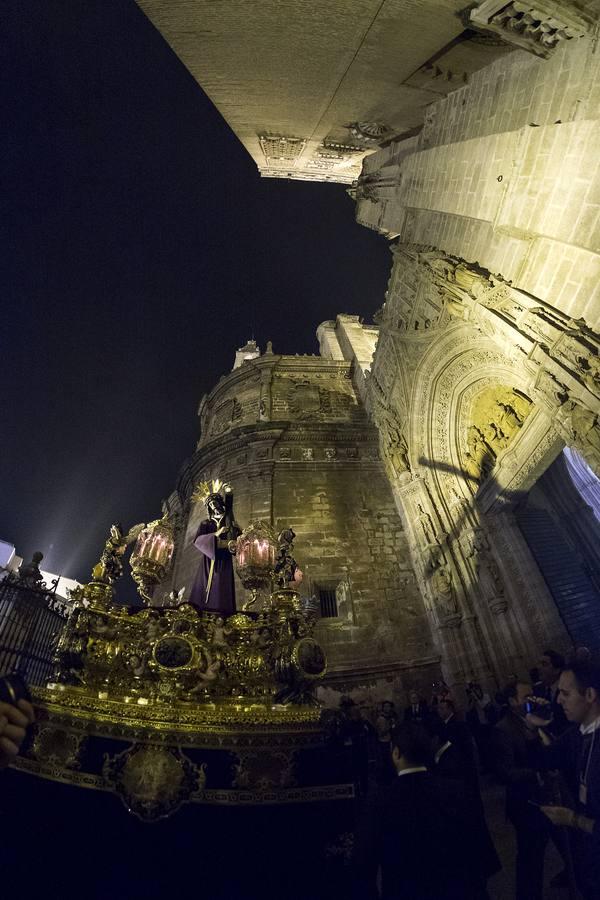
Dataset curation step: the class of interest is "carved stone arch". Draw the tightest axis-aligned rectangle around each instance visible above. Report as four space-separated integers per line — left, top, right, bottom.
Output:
410 325 564 512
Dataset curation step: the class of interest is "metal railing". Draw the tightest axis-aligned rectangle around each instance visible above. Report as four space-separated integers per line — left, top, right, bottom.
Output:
0 574 68 685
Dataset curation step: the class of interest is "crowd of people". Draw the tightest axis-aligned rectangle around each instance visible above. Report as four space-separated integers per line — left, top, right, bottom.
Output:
2 649 599 899
339 648 600 899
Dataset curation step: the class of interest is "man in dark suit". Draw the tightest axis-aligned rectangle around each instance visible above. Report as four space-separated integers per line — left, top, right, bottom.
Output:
537 661 600 900
353 722 495 899
491 680 552 900
437 698 481 799
404 690 429 724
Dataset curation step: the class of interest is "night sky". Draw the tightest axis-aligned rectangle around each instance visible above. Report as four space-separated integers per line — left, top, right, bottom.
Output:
2 1 391 583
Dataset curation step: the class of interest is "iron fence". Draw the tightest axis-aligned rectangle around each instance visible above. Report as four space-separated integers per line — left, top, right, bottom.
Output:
0 575 68 686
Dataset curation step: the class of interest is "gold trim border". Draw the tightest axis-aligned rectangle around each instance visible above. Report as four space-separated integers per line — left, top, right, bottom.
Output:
11 757 354 806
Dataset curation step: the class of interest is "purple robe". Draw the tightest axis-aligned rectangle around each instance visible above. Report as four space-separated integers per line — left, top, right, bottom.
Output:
189 519 237 615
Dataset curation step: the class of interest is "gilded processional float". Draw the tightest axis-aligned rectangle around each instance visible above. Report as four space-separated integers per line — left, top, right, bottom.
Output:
12 480 343 823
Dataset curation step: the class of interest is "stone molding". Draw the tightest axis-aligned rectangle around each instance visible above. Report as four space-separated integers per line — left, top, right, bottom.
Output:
470 1 592 58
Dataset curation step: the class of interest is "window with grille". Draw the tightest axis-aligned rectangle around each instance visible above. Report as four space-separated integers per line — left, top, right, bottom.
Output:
317 584 338 618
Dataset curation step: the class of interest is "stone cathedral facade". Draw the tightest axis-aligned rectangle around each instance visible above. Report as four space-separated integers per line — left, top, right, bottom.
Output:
139 0 600 704
161 327 440 706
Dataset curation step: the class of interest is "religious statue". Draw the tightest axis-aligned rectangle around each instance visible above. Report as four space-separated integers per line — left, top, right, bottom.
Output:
465 425 495 482
335 568 354 624
189 479 242 615
579 353 600 396
482 419 509 452
428 548 458 617
17 551 45 588
416 503 437 547
571 406 600 457
91 523 145 585
497 400 524 432
466 531 505 602
389 428 411 476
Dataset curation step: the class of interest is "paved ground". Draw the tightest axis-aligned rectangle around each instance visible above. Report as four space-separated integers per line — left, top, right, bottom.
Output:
482 777 573 899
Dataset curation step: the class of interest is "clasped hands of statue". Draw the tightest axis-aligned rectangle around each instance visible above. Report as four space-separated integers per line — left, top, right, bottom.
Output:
214 525 237 554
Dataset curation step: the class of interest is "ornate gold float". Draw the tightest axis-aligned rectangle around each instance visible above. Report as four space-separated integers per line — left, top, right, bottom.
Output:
13 516 339 821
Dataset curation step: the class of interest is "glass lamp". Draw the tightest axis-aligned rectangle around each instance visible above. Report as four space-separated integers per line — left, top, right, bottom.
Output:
130 517 175 604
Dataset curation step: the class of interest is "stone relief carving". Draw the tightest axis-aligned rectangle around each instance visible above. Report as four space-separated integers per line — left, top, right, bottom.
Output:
380 415 411 480
335 568 355 625
417 503 437 548
346 121 391 144
427 547 459 619
555 402 600 476
464 388 533 484
209 398 235 436
288 380 321 418
465 530 508 614
578 354 600 398
465 425 496 484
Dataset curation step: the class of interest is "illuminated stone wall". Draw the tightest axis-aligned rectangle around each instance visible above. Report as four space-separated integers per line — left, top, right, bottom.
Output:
356 33 600 331
363 240 600 689
137 1 600 688
162 348 440 704
350 25 600 688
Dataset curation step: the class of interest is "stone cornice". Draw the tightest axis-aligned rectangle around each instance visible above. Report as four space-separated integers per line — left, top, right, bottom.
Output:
198 421 377 453
322 653 441 682
199 355 353 415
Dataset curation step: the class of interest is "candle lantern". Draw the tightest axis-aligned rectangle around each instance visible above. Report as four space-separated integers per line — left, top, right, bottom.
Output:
130 517 175 604
235 521 278 609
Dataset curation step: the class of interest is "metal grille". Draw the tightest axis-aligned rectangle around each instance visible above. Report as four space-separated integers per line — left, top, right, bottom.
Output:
317 586 338 619
258 135 306 166
0 577 67 685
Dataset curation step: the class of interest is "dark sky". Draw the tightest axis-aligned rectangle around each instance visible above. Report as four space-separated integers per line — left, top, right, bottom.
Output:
2 0 391 582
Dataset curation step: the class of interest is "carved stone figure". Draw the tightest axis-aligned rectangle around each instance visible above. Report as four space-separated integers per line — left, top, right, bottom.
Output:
571 406 600 459
466 531 505 603
428 549 458 617
417 503 437 546
388 427 411 476
483 419 509 452
466 425 495 482
335 568 354 624
579 354 600 395
444 295 470 321
17 551 45 588
497 400 524 432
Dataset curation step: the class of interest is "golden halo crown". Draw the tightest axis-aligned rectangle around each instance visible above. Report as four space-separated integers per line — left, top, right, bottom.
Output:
192 478 232 506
